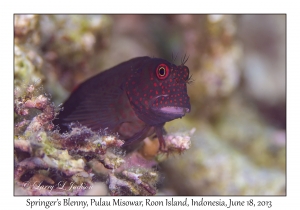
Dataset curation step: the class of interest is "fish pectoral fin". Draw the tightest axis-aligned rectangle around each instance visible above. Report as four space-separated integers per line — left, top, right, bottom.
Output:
57 83 124 132
121 125 151 148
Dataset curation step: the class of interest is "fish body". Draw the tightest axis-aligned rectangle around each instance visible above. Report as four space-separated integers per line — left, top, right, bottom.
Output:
53 56 191 149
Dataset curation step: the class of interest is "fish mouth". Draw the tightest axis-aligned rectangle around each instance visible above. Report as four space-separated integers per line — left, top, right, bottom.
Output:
158 106 190 115
149 94 191 118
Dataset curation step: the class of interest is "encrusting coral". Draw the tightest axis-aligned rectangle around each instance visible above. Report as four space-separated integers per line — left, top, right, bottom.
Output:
14 14 285 195
14 83 193 195
14 15 194 195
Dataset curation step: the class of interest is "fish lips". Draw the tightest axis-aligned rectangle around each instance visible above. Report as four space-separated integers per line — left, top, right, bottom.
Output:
155 106 190 118
150 95 191 119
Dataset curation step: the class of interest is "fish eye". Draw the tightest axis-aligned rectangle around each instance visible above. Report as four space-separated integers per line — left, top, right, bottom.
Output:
159 67 166 76
156 64 169 79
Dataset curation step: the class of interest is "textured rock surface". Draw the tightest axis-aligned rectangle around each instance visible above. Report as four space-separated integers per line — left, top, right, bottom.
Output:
14 14 285 195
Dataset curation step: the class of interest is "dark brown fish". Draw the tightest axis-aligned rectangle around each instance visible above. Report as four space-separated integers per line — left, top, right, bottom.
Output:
53 56 191 149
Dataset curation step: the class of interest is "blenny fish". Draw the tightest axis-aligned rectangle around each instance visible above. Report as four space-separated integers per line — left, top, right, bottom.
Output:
53 56 191 150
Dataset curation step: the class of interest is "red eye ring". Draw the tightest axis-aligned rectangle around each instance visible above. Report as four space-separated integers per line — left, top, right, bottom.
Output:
156 64 169 80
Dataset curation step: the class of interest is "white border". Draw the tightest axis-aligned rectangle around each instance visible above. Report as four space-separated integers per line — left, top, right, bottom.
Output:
2 1 296 209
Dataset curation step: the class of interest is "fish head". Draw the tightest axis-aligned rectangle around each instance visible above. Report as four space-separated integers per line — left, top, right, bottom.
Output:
125 57 191 125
